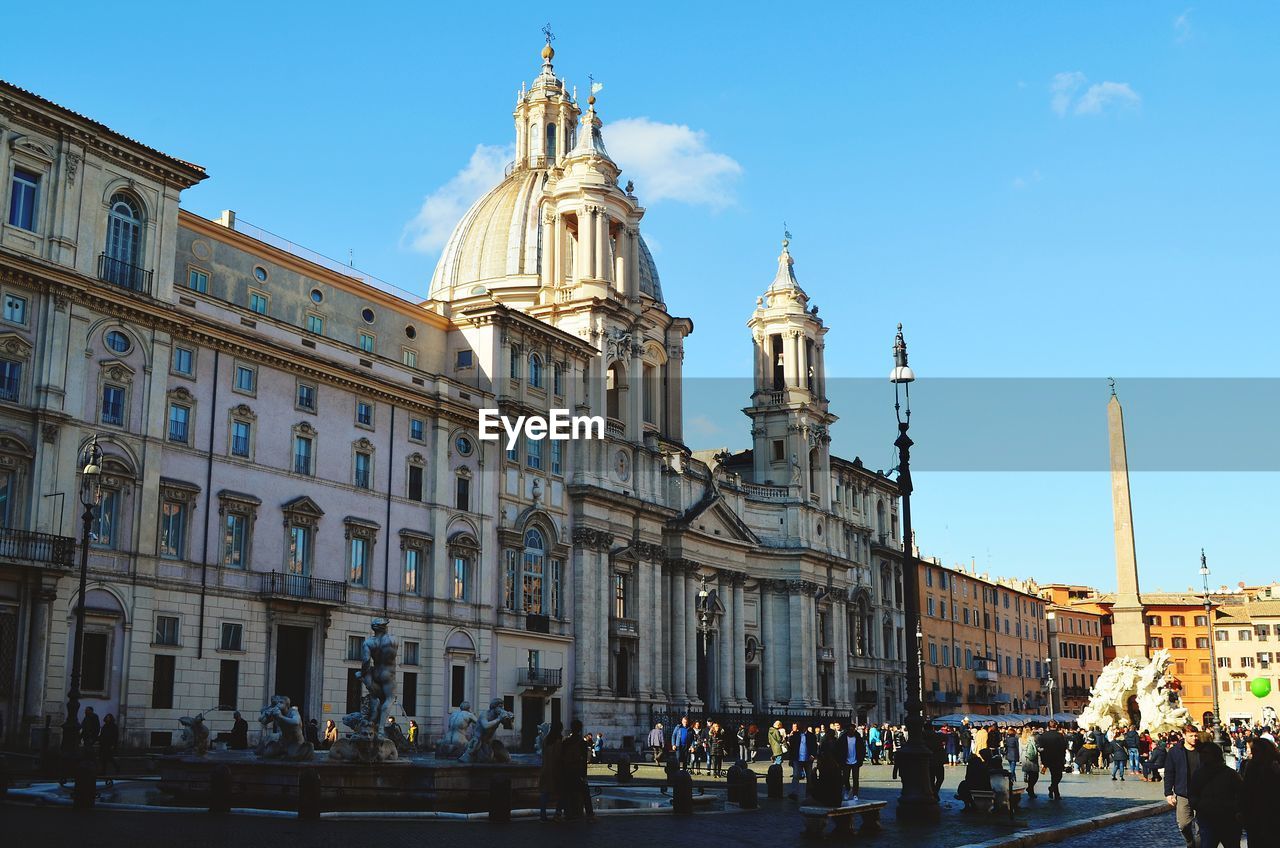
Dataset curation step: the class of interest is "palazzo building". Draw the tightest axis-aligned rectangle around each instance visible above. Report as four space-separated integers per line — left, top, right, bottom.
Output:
0 41 904 750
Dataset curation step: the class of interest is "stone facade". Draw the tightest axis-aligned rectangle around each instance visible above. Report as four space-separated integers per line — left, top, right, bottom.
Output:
0 46 905 752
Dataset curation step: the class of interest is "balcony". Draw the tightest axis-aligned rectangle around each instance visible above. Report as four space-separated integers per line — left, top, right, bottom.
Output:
259 571 347 605
974 667 998 682
525 613 550 634
872 533 902 553
605 419 625 439
517 667 562 690
0 527 75 567
611 616 639 637
819 646 835 661
855 689 878 705
97 253 152 294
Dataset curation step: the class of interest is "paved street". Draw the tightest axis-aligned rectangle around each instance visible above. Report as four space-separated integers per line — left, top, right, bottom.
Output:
3 761 1181 848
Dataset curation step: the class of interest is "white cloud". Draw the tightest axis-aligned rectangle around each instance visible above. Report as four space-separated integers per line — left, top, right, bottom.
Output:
1050 72 1140 117
604 118 742 208
686 414 723 440
1012 169 1042 190
1074 81 1141 115
1051 71 1086 117
1174 9 1192 43
402 144 511 253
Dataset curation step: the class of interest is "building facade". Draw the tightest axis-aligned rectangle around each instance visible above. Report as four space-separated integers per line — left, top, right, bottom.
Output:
0 44 906 751
917 560 1050 717
1211 600 1280 726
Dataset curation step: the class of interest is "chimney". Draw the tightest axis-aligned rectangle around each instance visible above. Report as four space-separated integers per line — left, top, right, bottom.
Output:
218 209 236 229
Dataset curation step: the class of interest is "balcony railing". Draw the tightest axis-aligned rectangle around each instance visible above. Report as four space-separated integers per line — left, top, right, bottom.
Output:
0 527 75 567
517 667 563 689
741 482 791 502
259 571 347 605
605 419 625 439
855 689 878 705
525 613 550 634
611 616 639 637
97 253 153 294
819 646 835 661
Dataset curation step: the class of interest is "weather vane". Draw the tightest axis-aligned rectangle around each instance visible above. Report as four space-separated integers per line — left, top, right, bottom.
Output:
783 221 793 243
587 72 604 101
542 23 555 45
1107 376 1116 396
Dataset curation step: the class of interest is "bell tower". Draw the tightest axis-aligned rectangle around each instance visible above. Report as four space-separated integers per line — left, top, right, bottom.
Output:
511 36 580 171
744 238 836 503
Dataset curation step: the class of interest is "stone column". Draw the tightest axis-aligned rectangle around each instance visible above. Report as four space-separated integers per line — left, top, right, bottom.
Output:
541 212 555 289
670 565 686 701
798 334 809 392
23 585 57 725
760 587 774 705
582 207 596 282
716 576 732 710
628 226 640 298
573 543 592 697
788 590 805 706
637 560 652 697
684 570 698 703
815 342 826 400
666 346 684 442
788 332 801 387
626 354 643 442
732 578 746 705
596 210 609 281
833 600 850 708
616 227 630 296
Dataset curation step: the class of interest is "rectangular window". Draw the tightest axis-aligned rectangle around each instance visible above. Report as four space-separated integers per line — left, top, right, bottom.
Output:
234 364 256 393
102 384 125 426
82 632 108 693
506 439 518 462
455 349 473 369
455 476 469 511
0 359 21 402
509 345 521 379
288 524 312 575
929 643 938 664
8 168 39 230
1197 636 1210 649
218 659 239 710
231 420 252 457
294 435 313 475
249 291 268 314
155 615 180 646
220 622 243 652
3 293 27 324
354 451 372 489
614 573 627 619
346 668 362 714
402 671 418 716
407 464 424 501
451 666 466 708
526 437 542 470
92 490 118 548
296 382 317 411
404 548 422 594
359 332 375 353
503 550 517 610
402 348 417 367
550 559 562 617
172 346 194 376
452 555 470 600
356 400 374 427
404 641 420 665
347 634 364 661
772 440 784 462
1170 615 1185 626
307 313 324 334
160 499 188 558
551 440 562 475
1216 630 1229 641
349 536 369 585
168 403 190 443
223 512 249 568
152 654 176 709
188 268 209 293
524 551 545 614
553 363 565 396
409 417 425 441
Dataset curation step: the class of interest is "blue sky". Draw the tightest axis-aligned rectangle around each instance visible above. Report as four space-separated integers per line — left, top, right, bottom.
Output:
8 2 1278 590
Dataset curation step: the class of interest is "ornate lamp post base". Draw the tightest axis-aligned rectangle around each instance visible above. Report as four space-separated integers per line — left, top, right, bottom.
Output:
895 714 941 822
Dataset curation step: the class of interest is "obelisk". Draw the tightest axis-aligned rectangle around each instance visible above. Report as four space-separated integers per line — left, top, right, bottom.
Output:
1107 382 1147 659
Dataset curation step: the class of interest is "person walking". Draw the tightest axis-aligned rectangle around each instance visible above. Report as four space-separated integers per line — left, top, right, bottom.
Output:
1002 728 1020 777
709 723 725 778
788 722 816 799
1190 742 1243 848
1037 720 1069 800
538 721 563 821
647 722 666 764
838 721 864 802
323 719 338 749
1019 726 1040 797
230 711 250 750
80 705 101 752
98 713 120 785
1109 730 1128 781
407 720 419 750
671 717 693 771
1164 724 1205 848
560 719 594 821
1242 736 1280 846
957 721 972 766
768 720 787 766
1123 724 1142 776
868 724 882 765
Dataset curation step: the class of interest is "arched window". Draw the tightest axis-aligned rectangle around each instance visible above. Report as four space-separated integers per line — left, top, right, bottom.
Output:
808 448 819 492
642 363 657 424
522 528 545 614
105 193 142 266
606 362 625 421
883 618 895 661
545 123 557 160
876 501 886 539
855 595 871 657
528 353 543 389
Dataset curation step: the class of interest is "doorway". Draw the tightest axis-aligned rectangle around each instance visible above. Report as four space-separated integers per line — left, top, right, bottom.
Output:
521 696 545 752
275 625 312 719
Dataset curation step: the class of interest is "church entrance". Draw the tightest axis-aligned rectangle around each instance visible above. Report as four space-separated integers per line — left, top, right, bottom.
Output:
274 625 312 720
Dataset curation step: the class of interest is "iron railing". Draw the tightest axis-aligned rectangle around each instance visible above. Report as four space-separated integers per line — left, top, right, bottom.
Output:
0 527 75 566
517 667 562 688
259 571 347 604
98 253 152 294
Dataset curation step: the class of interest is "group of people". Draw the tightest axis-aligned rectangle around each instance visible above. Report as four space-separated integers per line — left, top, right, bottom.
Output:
654 718 757 777
537 719 599 822
60 706 120 786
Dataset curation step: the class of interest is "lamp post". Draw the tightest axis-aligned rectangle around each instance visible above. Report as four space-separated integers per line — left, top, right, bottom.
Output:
1045 655 1057 718
1200 549 1220 728
63 437 102 754
888 324 938 820
697 575 712 711
915 624 925 706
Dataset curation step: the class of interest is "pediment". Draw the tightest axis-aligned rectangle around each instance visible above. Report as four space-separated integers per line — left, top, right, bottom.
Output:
10 136 54 164
676 495 759 546
0 332 33 360
281 495 324 518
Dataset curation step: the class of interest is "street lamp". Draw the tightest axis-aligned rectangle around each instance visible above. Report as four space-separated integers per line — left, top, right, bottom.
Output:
1200 549 1220 728
888 324 938 820
64 436 102 754
697 575 711 710
1044 655 1057 718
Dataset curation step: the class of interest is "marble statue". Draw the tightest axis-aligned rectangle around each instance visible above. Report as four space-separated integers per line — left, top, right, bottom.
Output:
256 695 314 761
175 712 210 756
436 701 478 758
1263 705 1277 726
329 617 401 763
459 698 514 764
1078 650 1191 735
534 721 551 755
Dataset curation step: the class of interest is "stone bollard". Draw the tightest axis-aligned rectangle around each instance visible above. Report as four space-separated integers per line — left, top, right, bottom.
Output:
724 763 742 804
73 759 96 810
488 776 512 822
209 764 232 815
766 763 784 799
671 770 694 815
740 769 759 809
616 754 633 784
297 767 321 820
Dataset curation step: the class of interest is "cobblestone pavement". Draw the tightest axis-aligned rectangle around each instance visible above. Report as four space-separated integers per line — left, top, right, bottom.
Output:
2 762 1176 848
1042 810 1256 847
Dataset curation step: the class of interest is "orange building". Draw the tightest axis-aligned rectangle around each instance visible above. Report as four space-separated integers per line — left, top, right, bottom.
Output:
1045 604 1104 713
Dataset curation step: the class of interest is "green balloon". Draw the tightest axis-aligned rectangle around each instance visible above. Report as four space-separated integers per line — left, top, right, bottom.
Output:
1252 677 1272 699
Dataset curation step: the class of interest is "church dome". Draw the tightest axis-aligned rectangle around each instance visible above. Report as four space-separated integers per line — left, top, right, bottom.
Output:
428 168 663 303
